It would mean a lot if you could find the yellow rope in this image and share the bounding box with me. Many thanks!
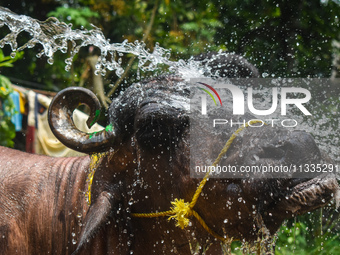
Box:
[86,152,109,205]
[130,210,173,218]
[132,120,264,241]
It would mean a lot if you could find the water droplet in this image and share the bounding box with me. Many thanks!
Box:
[47,57,54,65]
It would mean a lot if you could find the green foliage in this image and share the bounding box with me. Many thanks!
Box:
[0,75,16,147]
[150,1,223,58]
[0,48,23,147]
[214,0,340,77]
[0,50,24,68]
[48,6,99,29]
[226,209,340,254]
[275,210,340,254]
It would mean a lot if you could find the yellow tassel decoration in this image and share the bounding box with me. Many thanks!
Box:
[168,198,192,229]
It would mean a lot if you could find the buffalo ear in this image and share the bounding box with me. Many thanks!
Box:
[72,190,129,255]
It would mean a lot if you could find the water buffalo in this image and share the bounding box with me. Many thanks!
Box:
[0,75,339,254]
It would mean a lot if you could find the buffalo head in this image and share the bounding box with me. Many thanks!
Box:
[48,74,339,254]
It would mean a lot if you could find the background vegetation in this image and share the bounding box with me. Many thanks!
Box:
[0,0,339,254]
[0,49,23,147]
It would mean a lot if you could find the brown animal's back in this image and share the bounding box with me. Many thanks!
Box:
[0,146,90,254]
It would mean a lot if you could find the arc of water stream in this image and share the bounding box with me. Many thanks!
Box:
[0,7,176,77]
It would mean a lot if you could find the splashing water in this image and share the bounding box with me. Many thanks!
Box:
[0,7,177,77]
[0,7,211,81]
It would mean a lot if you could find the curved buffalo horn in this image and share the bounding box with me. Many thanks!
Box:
[48,87,115,153]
